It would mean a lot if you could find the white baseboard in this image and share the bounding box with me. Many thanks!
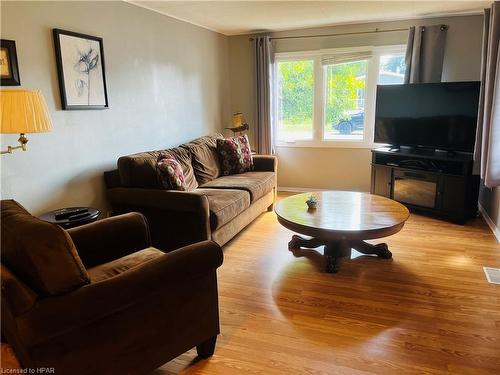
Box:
[478,203,500,243]
[278,186,370,193]
[277,186,324,193]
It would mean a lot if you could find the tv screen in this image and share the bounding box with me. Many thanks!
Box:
[374,82,480,152]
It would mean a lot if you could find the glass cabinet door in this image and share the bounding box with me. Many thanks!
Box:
[393,171,438,209]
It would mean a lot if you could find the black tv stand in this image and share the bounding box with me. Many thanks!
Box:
[371,147,479,224]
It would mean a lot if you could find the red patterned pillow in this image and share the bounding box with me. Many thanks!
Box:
[216,135,254,175]
[156,155,187,191]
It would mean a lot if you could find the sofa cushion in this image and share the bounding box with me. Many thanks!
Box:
[118,147,198,190]
[192,188,251,230]
[0,200,90,296]
[216,135,254,176]
[181,134,223,184]
[88,247,164,283]
[200,172,275,202]
[157,155,188,191]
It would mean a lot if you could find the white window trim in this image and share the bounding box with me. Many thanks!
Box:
[273,44,406,149]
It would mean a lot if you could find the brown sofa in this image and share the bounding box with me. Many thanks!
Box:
[1,200,223,374]
[104,134,277,252]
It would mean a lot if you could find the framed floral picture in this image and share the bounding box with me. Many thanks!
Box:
[0,39,21,86]
[53,29,109,110]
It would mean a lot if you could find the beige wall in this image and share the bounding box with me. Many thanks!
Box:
[1,1,231,215]
[228,15,484,191]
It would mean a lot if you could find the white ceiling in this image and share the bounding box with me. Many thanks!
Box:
[129,1,489,36]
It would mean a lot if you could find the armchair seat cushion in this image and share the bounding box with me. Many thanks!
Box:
[88,247,164,283]
[200,172,275,202]
[193,189,250,230]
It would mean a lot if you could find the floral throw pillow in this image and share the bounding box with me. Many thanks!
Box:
[216,135,254,176]
[156,155,187,191]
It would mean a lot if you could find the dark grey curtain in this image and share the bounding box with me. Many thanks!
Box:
[404,25,448,83]
[474,4,500,188]
[254,36,273,155]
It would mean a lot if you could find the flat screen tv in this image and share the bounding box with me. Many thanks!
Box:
[374,81,480,153]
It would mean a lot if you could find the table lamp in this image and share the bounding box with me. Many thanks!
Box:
[225,112,249,135]
[0,89,52,155]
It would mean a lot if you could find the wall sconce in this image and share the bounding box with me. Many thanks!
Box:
[1,89,52,155]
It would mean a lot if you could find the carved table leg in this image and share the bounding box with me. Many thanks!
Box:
[288,234,326,250]
[323,241,350,273]
[351,241,392,259]
[287,235,351,273]
[287,236,392,273]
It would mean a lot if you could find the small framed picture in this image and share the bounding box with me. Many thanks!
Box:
[0,39,21,86]
[53,29,109,110]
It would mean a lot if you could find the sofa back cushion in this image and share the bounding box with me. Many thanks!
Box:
[0,200,90,296]
[181,134,223,184]
[118,147,198,190]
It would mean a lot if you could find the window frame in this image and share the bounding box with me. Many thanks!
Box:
[273,44,407,149]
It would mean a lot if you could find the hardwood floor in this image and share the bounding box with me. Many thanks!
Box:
[155,193,500,375]
[2,193,500,374]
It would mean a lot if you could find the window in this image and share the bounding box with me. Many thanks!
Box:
[324,59,368,141]
[276,59,314,142]
[273,46,406,147]
[379,54,406,84]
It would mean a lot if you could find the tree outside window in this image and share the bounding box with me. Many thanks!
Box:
[276,60,314,141]
[324,60,367,140]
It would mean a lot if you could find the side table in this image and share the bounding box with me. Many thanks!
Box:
[39,207,100,229]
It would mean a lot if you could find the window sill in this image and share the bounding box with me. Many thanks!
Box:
[275,141,379,149]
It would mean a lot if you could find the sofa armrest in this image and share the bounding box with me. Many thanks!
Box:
[253,155,277,172]
[104,169,121,189]
[18,240,223,346]
[106,188,211,251]
[107,188,210,214]
[67,212,152,268]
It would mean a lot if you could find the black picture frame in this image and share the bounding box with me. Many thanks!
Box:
[53,28,109,110]
[0,39,21,86]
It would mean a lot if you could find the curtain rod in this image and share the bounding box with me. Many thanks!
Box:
[248,26,446,41]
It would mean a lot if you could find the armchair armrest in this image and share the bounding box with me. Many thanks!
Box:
[106,188,211,251]
[18,240,223,346]
[68,212,151,268]
[253,155,277,172]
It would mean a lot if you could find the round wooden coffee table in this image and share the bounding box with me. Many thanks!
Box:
[275,191,410,273]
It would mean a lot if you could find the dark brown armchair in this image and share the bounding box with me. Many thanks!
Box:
[1,200,223,374]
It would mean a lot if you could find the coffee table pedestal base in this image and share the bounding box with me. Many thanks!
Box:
[288,234,392,273]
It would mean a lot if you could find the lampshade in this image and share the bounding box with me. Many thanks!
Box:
[0,89,52,134]
[232,112,243,127]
